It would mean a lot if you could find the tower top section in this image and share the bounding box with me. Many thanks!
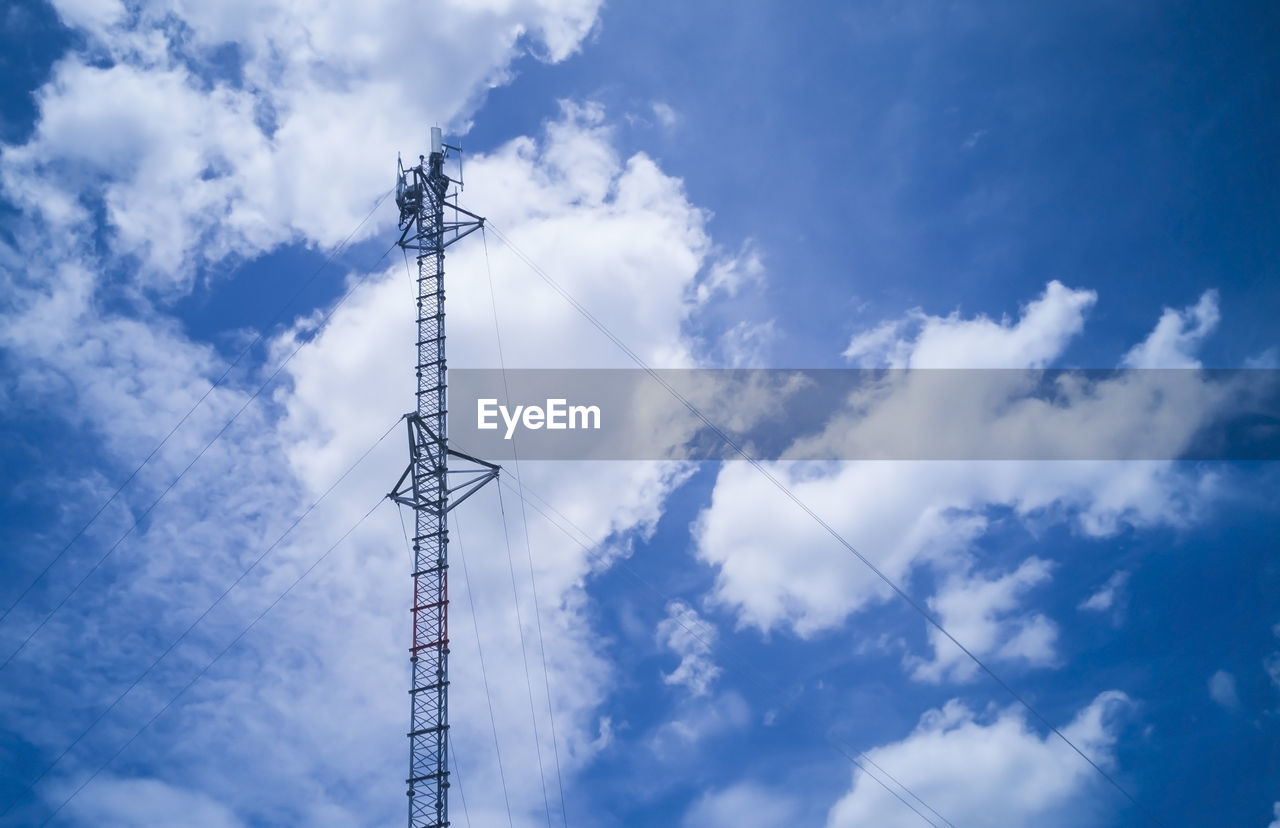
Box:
[393,128,484,249]
[395,127,453,231]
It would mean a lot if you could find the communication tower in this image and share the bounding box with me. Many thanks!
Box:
[389,127,498,828]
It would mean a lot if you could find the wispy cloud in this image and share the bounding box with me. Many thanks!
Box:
[657,600,720,697]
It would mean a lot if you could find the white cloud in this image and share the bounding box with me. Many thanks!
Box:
[842,280,1096,368]
[717,319,777,367]
[0,90,751,823]
[1244,348,1278,369]
[2,0,606,290]
[1268,801,1280,828]
[651,101,679,129]
[231,108,738,823]
[683,782,801,828]
[58,776,244,828]
[0,28,643,826]
[657,600,720,697]
[695,456,1217,640]
[696,282,1230,668]
[1208,670,1240,711]
[694,240,765,305]
[826,691,1131,828]
[910,558,1058,683]
[1121,290,1220,369]
[50,0,127,34]
[649,690,750,753]
[1079,570,1130,614]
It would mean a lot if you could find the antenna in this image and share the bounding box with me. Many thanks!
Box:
[389,128,496,828]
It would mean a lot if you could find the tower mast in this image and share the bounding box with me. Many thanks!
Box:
[390,127,496,828]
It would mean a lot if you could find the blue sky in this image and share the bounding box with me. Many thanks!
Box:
[1,1,1278,826]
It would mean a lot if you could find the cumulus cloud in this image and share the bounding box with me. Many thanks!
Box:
[2,0,605,290]
[695,456,1216,641]
[0,2,763,816]
[826,691,1131,828]
[1121,291,1220,369]
[204,110,735,824]
[695,281,1229,672]
[910,558,1059,683]
[842,280,1096,368]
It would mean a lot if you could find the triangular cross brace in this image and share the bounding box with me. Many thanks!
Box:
[388,414,500,513]
[397,201,484,252]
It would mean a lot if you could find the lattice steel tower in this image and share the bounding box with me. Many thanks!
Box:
[390,127,497,828]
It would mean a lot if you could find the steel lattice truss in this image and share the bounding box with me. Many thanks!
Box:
[390,132,493,828]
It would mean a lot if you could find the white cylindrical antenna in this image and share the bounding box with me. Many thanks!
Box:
[430,126,443,155]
